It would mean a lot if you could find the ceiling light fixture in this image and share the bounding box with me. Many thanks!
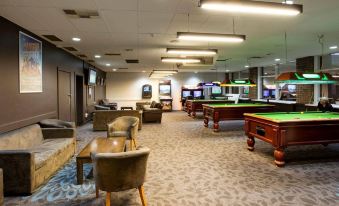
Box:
[94,55,101,58]
[245,65,250,68]
[72,37,81,42]
[177,32,245,43]
[153,70,178,74]
[275,58,281,62]
[282,1,294,5]
[106,63,111,66]
[161,57,201,63]
[329,45,338,50]
[199,0,303,16]
[167,48,217,55]
[112,68,117,71]
[276,72,338,84]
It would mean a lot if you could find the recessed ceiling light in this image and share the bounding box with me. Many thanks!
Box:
[282,1,294,5]
[199,0,303,16]
[167,48,217,55]
[225,70,230,72]
[264,72,268,75]
[161,57,201,63]
[245,65,250,68]
[106,63,111,66]
[177,32,245,43]
[72,37,81,42]
[194,71,198,74]
[94,55,101,58]
[112,68,117,71]
[275,58,281,62]
[329,45,338,50]
[142,70,146,73]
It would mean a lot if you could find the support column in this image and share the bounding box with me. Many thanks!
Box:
[249,67,259,99]
[275,65,280,100]
[314,56,321,104]
[296,56,315,104]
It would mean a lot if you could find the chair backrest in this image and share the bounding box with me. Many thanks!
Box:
[107,116,139,139]
[91,146,150,192]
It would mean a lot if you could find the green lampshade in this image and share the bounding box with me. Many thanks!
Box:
[220,79,256,87]
[276,72,338,84]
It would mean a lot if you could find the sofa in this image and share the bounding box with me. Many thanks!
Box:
[99,99,117,110]
[0,124,76,195]
[136,101,163,123]
[93,110,142,131]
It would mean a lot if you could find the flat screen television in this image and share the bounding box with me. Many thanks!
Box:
[193,90,202,98]
[212,86,222,94]
[263,90,269,97]
[271,90,276,97]
[88,69,97,85]
[182,91,191,98]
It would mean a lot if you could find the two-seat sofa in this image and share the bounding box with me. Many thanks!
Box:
[0,124,76,195]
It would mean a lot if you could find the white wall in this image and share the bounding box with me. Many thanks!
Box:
[106,72,225,110]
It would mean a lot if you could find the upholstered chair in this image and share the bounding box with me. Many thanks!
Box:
[107,116,139,150]
[91,146,150,206]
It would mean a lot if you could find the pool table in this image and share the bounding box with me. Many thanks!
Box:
[186,99,233,117]
[244,112,339,167]
[203,103,275,132]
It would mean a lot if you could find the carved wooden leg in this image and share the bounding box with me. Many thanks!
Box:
[247,136,255,151]
[213,111,220,132]
[133,138,137,149]
[138,186,147,206]
[188,109,191,116]
[274,148,285,167]
[106,192,111,206]
[95,185,99,198]
[76,159,83,185]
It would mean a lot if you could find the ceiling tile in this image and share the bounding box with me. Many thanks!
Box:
[139,12,173,34]
[101,10,137,33]
[95,0,138,11]
[69,18,109,32]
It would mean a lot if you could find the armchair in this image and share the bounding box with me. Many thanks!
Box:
[99,99,117,110]
[107,116,139,150]
[91,146,150,206]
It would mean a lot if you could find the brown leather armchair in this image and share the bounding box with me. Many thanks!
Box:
[137,101,163,123]
[107,116,139,150]
[91,146,150,206]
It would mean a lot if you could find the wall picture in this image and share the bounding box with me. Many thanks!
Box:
[19,31,42,93]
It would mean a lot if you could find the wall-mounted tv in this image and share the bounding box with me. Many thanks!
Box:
[193,90,202,98]
[88,69,97,85]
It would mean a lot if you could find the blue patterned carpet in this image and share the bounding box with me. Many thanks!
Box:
[4,112,339,206]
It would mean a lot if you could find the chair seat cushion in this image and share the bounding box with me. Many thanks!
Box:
[32,138,74,169]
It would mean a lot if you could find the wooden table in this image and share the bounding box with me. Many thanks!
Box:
[203,103,275,132]
[244,112,339,167]
[186,99,233,118]
[76,137,126,184]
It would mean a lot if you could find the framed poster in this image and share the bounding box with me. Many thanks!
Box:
[19,32,42,93]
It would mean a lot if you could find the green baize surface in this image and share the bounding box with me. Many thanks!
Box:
[252,112,339,121]
[206,103,272,107]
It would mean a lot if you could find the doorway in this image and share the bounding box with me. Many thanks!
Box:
[75,75,84,125]
[58,70,72,121]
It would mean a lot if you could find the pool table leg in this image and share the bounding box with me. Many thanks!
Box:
[188,109,191,116]
[204,117,209,127]
[192,105,196,118]
[213,111,220,132]
[247,136,255,151]
[274,148,285,167]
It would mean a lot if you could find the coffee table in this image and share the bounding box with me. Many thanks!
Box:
[76,137,126,184]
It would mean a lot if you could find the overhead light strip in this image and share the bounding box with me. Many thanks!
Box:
[199,0,303,16]
[161,57,201,63]
[167,48,217,55]
[177,32,245,43]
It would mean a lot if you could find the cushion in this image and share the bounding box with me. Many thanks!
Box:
[154,103,163,109]
[150,101,157,108]
[95,105,111,110]
[32,138,74,169]
[142,105,151,110]
[40,119,73,128]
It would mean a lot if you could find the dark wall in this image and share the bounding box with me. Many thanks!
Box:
[0,16,106,134]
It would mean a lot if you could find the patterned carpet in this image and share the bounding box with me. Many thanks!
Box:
[5,112,339,206]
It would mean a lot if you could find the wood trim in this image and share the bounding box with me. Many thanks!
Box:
[0,111,57,134]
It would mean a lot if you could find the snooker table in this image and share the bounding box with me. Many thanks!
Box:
[186,99,233,118]
[203,103,275,132]
[244,112,339,167]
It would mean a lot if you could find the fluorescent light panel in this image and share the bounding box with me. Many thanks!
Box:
[161,57,201,63]
[177,32,245,43]
[167,48,217,55]
[153,70,178,74]
[199,0,303,16]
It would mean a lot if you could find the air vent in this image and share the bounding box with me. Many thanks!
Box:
[118,68,128,70]
[250,56,263,59]
[125,59,139,64]
[105,53,121,56]
[125,49,133,52]
[210,68,217,70]
[88,60,95,63]
[78,54,87,58]
[63,9,99,19]
[63,47,78,52]
[42,35,62,42]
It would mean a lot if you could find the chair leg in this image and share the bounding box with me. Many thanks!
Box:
[138,186,147,206]
[95,185,99,198]
[106,192,111,206]
[133,138,137,149]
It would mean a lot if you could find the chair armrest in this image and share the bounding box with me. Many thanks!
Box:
[0,150,34,194]
[42,128,76,139]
